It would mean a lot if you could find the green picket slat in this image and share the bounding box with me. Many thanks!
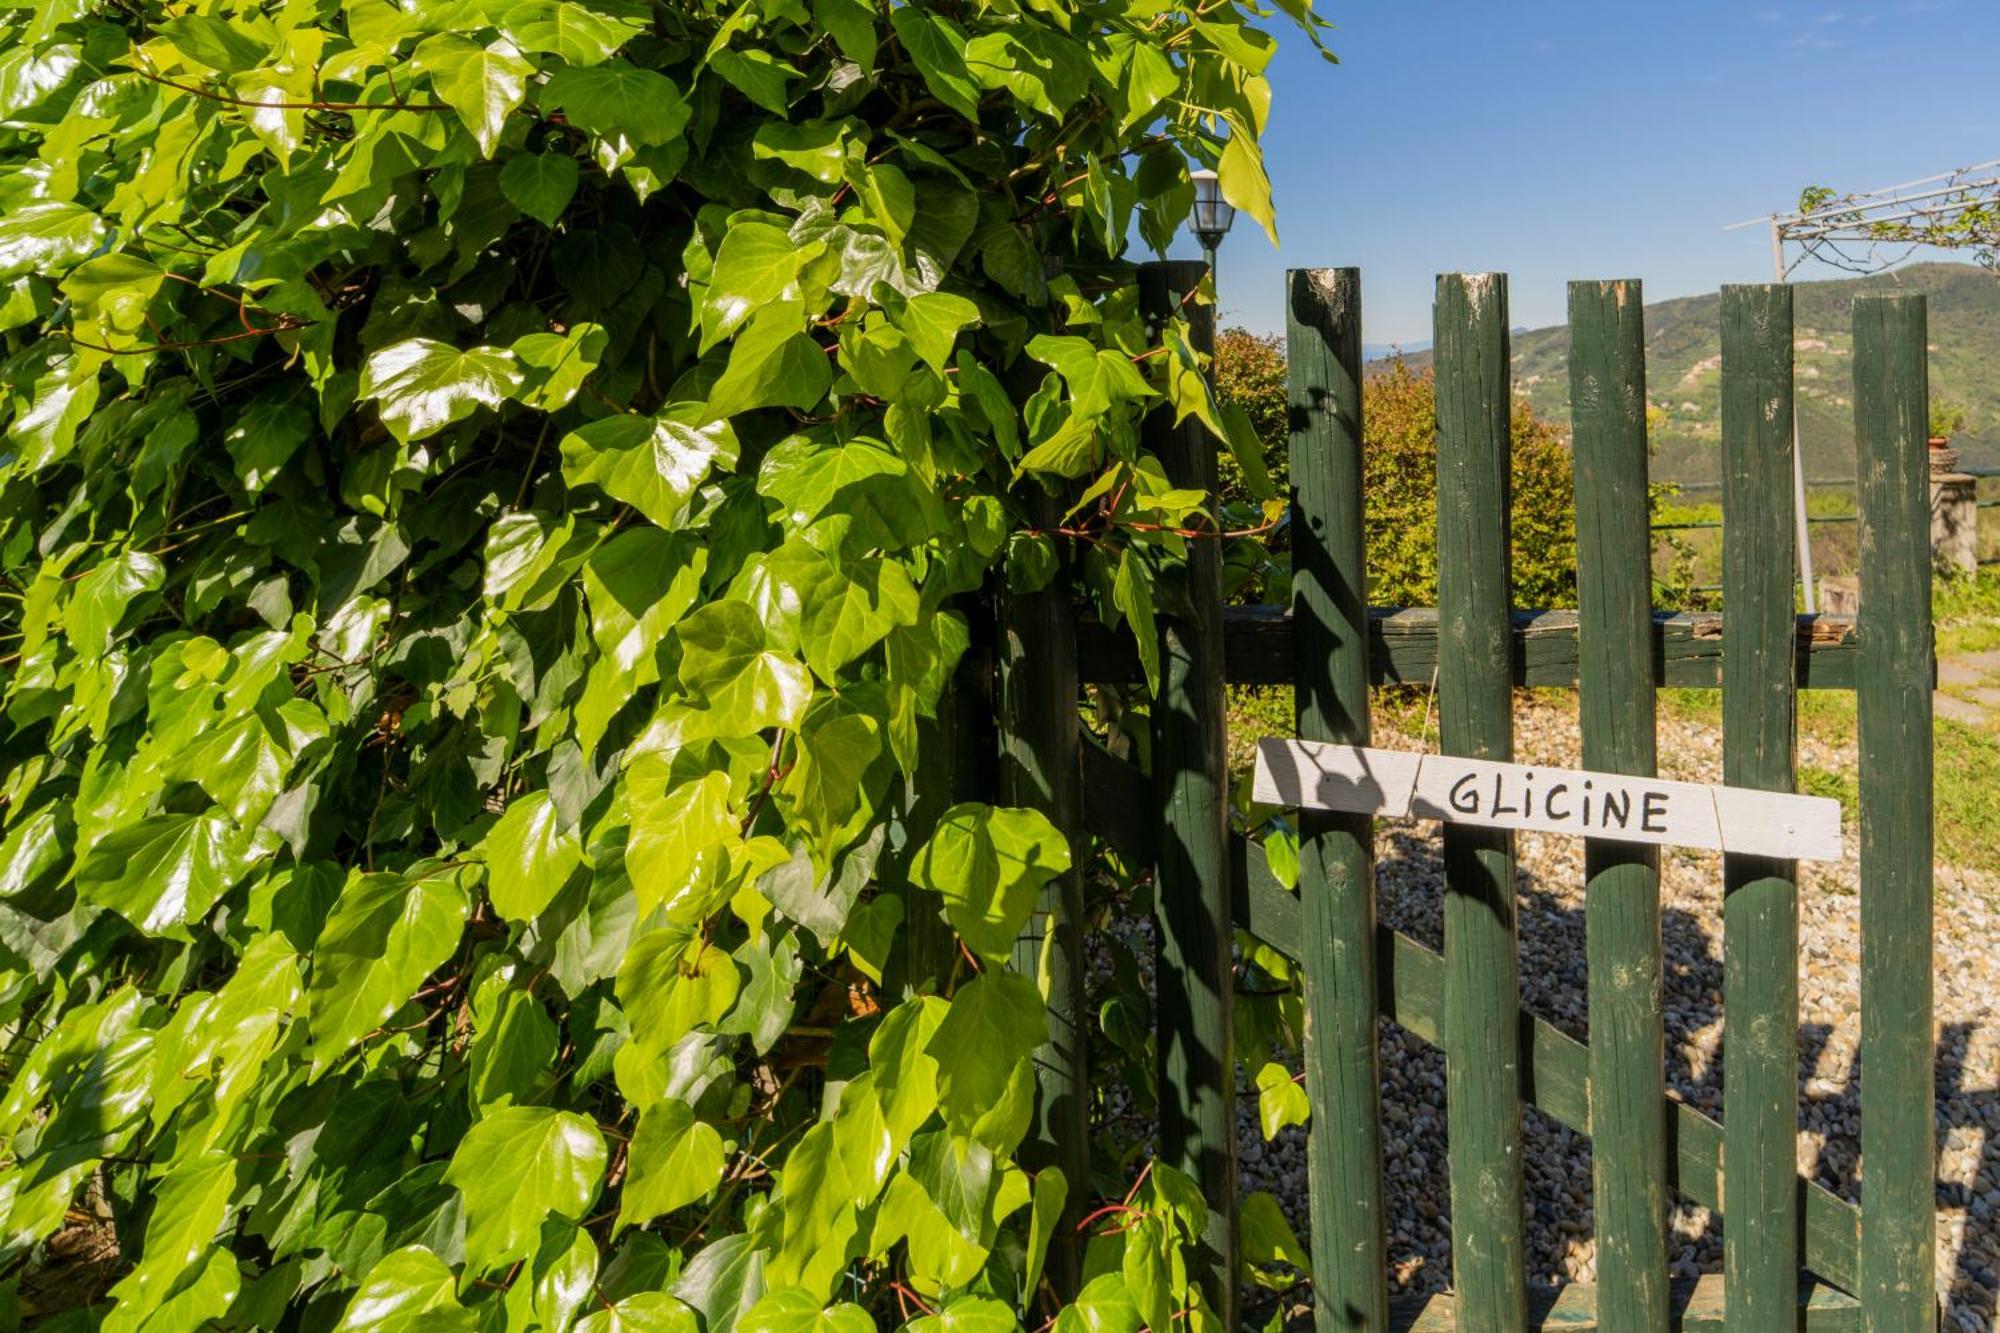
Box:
[1720,284,1804,1333]
[1139,259,1239,1327]
[1569,279,1671,1332]
[1435,272,1529,1333]
[1853,293,1938,1333]
[1286,266,1391,1332]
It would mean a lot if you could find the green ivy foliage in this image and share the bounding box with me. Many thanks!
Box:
[0,0,1328,1326]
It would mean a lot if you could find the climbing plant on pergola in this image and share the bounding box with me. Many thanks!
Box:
[1732,159,2000,275]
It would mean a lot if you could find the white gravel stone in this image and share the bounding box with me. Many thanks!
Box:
[1096,692,1994,1325]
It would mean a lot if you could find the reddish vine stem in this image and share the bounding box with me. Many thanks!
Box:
[135,66,449,112]
[55,319,314,355]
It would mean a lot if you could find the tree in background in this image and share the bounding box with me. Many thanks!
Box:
[1211,340,1579,608]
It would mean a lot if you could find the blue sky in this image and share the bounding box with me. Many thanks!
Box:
[1173,1,2000,345]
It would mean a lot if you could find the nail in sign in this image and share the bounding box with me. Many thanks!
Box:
[1252,739,1841,862]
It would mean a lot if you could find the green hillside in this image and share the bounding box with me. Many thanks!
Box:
[1382,262,2000,484]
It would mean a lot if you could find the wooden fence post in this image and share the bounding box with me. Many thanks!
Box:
[1286,267,1390,1332]
[1434,272,1528,1333]
[1001,489,1089,1301]
[1853,292,1937,1333]
[1720,284,1801,1332]
[1139,259,1237,1328]
[1569,279,1670,1332]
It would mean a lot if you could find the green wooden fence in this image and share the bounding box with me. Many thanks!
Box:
[1005,263,1938,1329]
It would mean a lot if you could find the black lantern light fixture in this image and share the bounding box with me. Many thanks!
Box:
[1189,167,1236,274]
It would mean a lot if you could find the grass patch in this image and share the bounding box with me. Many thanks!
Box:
[1935,718,2000,878]
[1799,763,1859,821]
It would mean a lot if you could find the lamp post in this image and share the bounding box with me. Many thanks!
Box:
[1190,168,1236,281]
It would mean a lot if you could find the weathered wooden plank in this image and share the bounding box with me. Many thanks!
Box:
[999,483,1088,1301]
[1072,606,1860,689]
[1387,1275,1861,1332]
[1852,293,1937,1333]
[1285,266,1390,1332]
[1251,741,1842,861]
[1139,259,1237,1327]
[1570,277,1671,1333]
[1075,735,1864,1295]
[1720,283,1802,1333]
[1435,271,1527,1332]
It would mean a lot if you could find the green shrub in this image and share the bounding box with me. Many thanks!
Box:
[1211,338,1579,609]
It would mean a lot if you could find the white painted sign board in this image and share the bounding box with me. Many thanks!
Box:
[1252,739,1842,862]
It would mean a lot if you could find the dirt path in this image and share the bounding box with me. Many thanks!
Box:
[1938,649,2000,727]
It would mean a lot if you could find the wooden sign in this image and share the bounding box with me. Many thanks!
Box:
[1252,739,1842,862]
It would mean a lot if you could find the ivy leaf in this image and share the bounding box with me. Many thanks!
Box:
[888,9,980,119]
[514,321,607,411]
[675,601,813,732]
[755,437,931,548]
[1051,1274,1140,1333]
[562,408,739,528]
[708,48,800,116]
[445,1106,607,1274]
[0,201,104,280]
[742,1287,874,1333]
[542,60,691,148]
[619,1097,726,1230]
[1240,1189,1313,1281]
[1023,1168,1067,1302]
[1254,1062,1309,1139]
[470,985,559,1111]
[500,150,582,225]
[810,0,877,66]
[582,528,707,679]
[1111,547,1160,694]
[62,550,163,656]
[494,0,647,65]
[910,804,1070,964]
[616,928,741,1057]
[100,1152,238,1324]
[1122,1213,1173,1333]
[421,35,534,157]
[1217,130,1279,246]
[703,303,832,421]
[672,1235,766,1333]
[926,972,1046,1133]
[754,541,920,680]
[359,339,525,444]
[338,1246,478,1332]
[751,119,853,185]
[625,763,736,921]
[908,1297,1023,1333]
[701,222,822,349]
[484,791,584,923]
[76,812,246,937]
[575,1292,701,1333]
[307,869,472,1071]
[886,290,980,373]
[506,1221,600,1331]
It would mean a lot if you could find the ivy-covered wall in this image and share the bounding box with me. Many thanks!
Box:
[0,0,1325,1327]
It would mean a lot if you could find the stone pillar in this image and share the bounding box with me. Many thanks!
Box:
[1931,473,1978,575]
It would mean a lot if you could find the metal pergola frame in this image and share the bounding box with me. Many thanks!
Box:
[1724,159,2000,610]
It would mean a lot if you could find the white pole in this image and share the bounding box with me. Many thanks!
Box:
[1771,219,1819,613]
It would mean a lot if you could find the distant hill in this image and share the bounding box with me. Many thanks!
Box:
[1370,262,2000,485]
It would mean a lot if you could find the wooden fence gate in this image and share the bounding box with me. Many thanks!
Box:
[997,261,1938,1331]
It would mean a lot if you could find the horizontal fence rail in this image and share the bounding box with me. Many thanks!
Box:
[1075,607,1864,689]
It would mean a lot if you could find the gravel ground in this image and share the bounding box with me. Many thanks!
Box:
[1103,692,2000,1328]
